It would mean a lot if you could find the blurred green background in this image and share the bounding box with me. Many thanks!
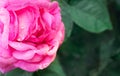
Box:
[2,0,120,76]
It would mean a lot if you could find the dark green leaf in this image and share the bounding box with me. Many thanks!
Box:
[61,7,73,40]
[5,69,33,76]
[59,0,112,33]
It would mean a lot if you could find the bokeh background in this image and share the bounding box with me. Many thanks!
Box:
[2,0,120,76]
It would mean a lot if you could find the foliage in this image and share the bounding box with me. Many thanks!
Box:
[2,0,120,76]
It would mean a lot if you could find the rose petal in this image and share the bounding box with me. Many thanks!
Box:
[0,46,11,58]
[14,61,39,72]
[59,22,65,44]
[0,0,7,7]
[6,0,33,10]
[6,0,50,10]
[13,50,35,60]
[49,1,60,14]
[47,41,59,55]
[0,8,10,48]
[43,12,54,27]
[0,21,4,34]
[39,54,56,69]
[9,41,36,51]
[16,8,34,41]
[0,56,16,73]
[34,44,49,55]
[0,57,16,64]
[0,64,15,73]
[27,54,43,62]
[54,22,65,44]
[14,54,56,71]
[9,11,18,40]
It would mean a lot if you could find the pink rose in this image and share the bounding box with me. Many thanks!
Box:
[0,0,64,73]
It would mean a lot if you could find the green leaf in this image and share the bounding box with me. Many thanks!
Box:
[59,0,112,33]
[61,6,73,40]
[36,58,66,76]
[5,69,33,76]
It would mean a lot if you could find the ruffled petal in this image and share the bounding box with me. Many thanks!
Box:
[16,7,37,41]
[0,64,15,73]
[14,61,39,72]
[47,41,59,55]
[14,54,56,71]
[0,46,11,58]
[0,8,10,48]
[9,11,18,40]
[0,57,16,73]
[43,12,54,27]
[39,54,56,69]
[6,0,50,10]
[13,50,35,60]
[9,41,36,51]
[34,44,49,55]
